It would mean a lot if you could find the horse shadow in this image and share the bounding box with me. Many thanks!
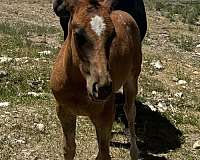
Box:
[111,93,183,160]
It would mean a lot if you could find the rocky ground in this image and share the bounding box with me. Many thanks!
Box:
[0,0,200,160]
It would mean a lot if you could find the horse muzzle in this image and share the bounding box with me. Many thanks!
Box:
[90,81,112,101]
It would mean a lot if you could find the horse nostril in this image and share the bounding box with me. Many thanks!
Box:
[92,82,99,98]
[92,82,112,100]
[98,82,112,98]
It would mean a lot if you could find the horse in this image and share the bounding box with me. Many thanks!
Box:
[50,0,142,159]
[53,0,147,41]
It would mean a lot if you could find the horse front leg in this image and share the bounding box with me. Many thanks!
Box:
[90,96,115,160]
[56,105,76,160]
[123,77,139,160]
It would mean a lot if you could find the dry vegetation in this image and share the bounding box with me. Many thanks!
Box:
[0,0,199,159]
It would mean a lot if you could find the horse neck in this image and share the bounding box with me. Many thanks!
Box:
[64,29,86,88]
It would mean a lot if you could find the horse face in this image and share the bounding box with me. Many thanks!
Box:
[71,0,116,101]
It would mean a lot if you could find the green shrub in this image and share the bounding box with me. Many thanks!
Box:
[145,0,200,25]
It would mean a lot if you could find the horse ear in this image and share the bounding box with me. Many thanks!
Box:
[103,0,118,9]
[64,0,79,11]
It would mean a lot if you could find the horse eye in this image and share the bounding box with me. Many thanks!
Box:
[74,28,87,46]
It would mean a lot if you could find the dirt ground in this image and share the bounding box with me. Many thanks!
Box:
[0,0,200,160]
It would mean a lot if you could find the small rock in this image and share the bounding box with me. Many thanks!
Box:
[175,92,183,98]
[0,102,10,107]
[1,115,6,118]
[144,102,157,112]
[152,91,157,95]
[27,92,48,97]
[168,97,174,101]
[22,60,29,64]
[38,50,52,56]
[196,21,200,26]
[149,70,154,74]
[193,71,199,75]
[0,70,7,78]
[36,123,45,131]
[193,140,200,149]
[157,102,167,112]
[185,64,191,68]
[151,60,164,69]
[15,57,28,62]
[28,92,40,97]
[177,80,187,85]
[16,139,26,144]
[172,76,179,82]
[194,52,200,56]
[196,44,200,48]
[0,56,12,63]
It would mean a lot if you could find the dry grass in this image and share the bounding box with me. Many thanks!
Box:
[0,0,200,159]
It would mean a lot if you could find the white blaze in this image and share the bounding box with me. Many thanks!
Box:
[90,15,106,36]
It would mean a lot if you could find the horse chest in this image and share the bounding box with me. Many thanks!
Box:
[54,87,106,116]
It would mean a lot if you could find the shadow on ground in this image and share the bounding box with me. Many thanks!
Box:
[111,93,183,160]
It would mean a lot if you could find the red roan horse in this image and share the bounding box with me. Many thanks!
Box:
[50,0,142,159]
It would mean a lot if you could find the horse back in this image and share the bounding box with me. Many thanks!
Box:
[110,10,142,91]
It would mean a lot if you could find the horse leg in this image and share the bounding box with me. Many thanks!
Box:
[90,96,115,160]
[56,105,76,160]
[123,77,139,160]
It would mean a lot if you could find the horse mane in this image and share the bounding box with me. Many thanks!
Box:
[89,0,119,10]
[89,0,100,7]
